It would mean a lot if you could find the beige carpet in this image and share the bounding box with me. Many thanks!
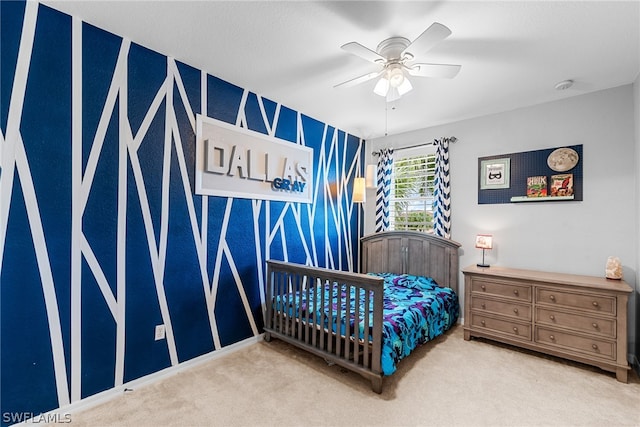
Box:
[58,325,639,427]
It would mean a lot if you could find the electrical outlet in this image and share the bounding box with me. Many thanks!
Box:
[155,324,165,341]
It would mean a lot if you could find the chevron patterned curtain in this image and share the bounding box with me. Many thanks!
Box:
[433,138,452,238]
[375,148,394,232]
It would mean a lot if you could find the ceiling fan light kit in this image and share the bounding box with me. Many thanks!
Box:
[336,22,462,102]
[388,64,405,87]
[373,63,414,101]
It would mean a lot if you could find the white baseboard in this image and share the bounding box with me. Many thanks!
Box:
[17,334,265,425]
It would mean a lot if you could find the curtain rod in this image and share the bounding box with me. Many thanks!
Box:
[371,136,457,156]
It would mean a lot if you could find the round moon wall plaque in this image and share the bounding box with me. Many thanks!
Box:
[547,147,579,172]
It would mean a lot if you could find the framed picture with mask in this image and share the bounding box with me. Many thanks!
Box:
[480,158,510,189]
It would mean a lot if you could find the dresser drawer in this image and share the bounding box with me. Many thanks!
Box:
[470,313,531,341]
[536,308,616,338]
[535,327,615,361]
[472,296,532,321]
[536,288,615,315]
[471,279,531,302]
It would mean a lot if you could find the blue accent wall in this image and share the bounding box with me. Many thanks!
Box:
[0,2,364,423]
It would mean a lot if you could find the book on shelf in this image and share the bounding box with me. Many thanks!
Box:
[550,173,573,197]
[527,176,547,197]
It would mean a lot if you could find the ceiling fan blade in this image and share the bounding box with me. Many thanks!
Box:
[341,42,386,64]
[334,70,383,89]
[402,22,452,58]
[407,63,461,79]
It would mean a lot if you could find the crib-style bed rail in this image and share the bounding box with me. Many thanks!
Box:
[264,260,385,392]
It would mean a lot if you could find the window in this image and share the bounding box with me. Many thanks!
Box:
[389,151,436,232]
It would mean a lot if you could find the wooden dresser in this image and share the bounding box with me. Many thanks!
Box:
[462,265,633,382]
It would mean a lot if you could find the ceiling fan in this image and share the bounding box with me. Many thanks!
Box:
[335,22,461,102]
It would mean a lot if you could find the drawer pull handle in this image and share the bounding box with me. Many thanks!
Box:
[481,320,486,326]
[592,301,599,307]
[513,289,519,296]
[513,308,519,314]
[549,315,555,321]
[481,285,486,291]
[592,323,598,329]
[549,335,555,340]
[592,344,598,350]
[481,303,486,309]
[549,295,556,301]
[513,327,518,333]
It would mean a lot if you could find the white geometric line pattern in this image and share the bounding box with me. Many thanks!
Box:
[71,14,83,404]
[0,3,363,418]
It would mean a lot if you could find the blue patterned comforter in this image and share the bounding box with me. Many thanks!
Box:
[274,273,459,376]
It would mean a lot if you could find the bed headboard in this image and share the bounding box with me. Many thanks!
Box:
[360,231,461,293]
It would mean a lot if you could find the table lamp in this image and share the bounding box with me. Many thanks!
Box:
[475,234,493,267]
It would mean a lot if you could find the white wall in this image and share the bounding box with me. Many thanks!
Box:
[366,85,638,364]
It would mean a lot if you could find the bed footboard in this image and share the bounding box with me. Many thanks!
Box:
[264,260,385,393]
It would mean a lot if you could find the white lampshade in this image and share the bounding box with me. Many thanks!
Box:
[373,77,389,97]
[365,164,377,189]
[397,77,413,95]
[353,177,366,203]
[475,234,493,250]
[386,86,401,102]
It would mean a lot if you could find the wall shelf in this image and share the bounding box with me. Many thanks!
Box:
[510,195,575,203]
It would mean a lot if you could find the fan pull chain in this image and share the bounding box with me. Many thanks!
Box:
[385,102,388,136]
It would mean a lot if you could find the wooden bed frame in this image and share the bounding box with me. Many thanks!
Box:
[263,231,461,393]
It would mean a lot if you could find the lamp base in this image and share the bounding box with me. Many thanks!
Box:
[477,248,490,268]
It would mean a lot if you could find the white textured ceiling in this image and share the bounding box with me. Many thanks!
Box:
[43,1,640,140]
